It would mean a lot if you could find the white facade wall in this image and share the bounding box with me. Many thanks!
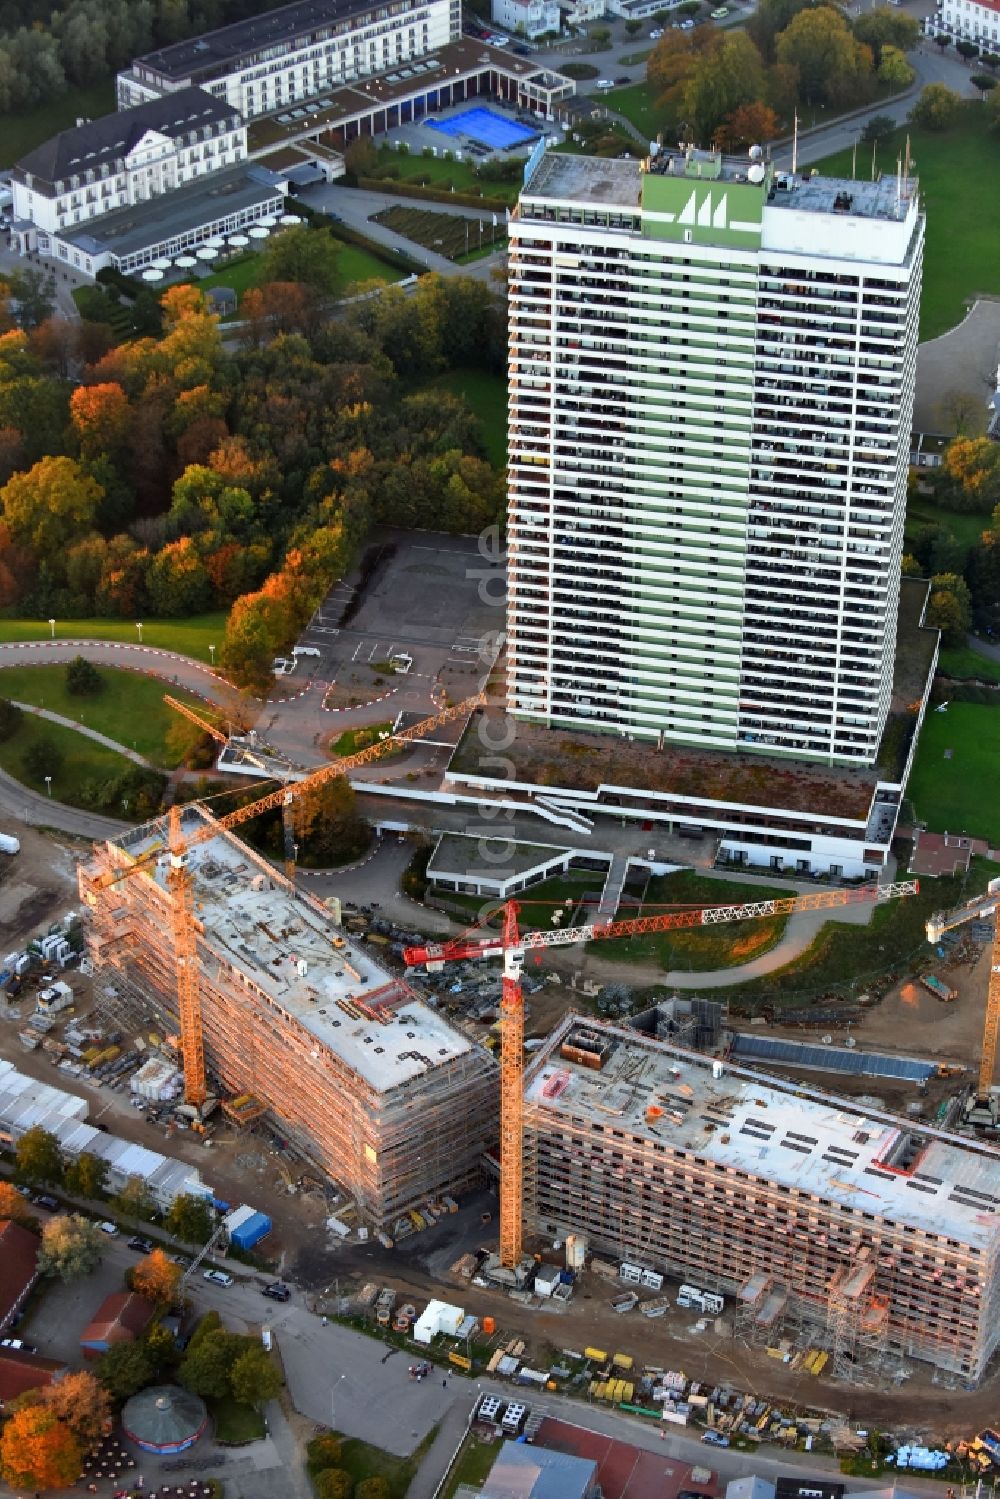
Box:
[938,0,1000,43]
[119,0,459,118]
[506,157,922,767]
[491,0,561,36]
[12,122,247,239]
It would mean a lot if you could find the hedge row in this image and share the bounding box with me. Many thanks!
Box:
[356,175,511,212]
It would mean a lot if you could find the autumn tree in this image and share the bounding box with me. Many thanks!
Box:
[315,1470,353,1499]
[37,1370,112,1450]
[0,454,103,558]
[748,0,815,57]
[878,44,914,88]
[714,100,781,150]
[15,1124,63,1185]
[144,536,212,616]
[96,1339,154,1400]
[941,436,1000,510]
[853,4,919,63]
[683,29,765,141]
[229,1346,283,1407]
[0,1178,39,1229]
[111,1173,156,1226]
[356,1480,392,1499]
[220,588,294,693]
[776,6,873,105]
[63,1150,109,1199]
[130,1247,183,1305]
[909,82,960,129]
[290,772,370,868]
[38,1213,103,1281]
[69,381,131,458]
[0,1403,80,1491]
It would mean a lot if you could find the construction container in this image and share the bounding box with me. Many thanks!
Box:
[225,1204,272,1251]
[565,1233,587,1271]
[131,1058,183,1102]
[584,1346,607,1363]
[482,1316,496,1335]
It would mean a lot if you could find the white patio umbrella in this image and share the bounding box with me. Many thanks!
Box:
[258,215,278,227]
[196,245,220,260]
[175,254,198,268]
[248,225,270,240]
[141,267,164,282]
[227,233,250,247]
[279,213,302,226]
[152,257,172,270]
[204,235,225,248]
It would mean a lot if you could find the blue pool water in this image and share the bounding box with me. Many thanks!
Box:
[428,106,537,150]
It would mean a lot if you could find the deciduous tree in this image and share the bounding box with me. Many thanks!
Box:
[877,44,914,88]
[714,99,780,150]
[165,1192,214,1243]
[314,1471,353,1499]
[96,1339,154,1400]
[775,6,872,104]
[927,572,973,645]
[683,29,765,140]
[0,1178,38,1227]
[37,1369,112,1449]
[0,1403,80,1491]
[229,1346,282,1407]
[852,5,919,63]
[15,1124,63,1184]
[909,81,960,128]
[179,1329,250,1399]
[63,1150,109,1198]
[0,454,103,558]
[38,1212,103,1281]
[260,225,342,296]
[69,381,131,457]
[131,1248,183,1305]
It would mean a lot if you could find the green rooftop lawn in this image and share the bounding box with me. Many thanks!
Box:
[0,664,206,766]
[0,614,228,663]
[815,106,1000,340]
[907,701,1000,844]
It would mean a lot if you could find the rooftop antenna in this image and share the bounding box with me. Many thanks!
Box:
[851,137,857,181]
[896,153,902,213]
[791,110,798,176]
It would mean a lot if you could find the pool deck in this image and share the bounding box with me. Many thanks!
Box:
[425,104,539,150]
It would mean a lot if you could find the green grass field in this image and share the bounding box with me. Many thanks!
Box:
[906,499,989,555]
[602,80,661,139]
[0,715,138,813]
[0,82,116,168]
[425,369,507,468]
[442,1434,499,1499]
[592,869,790,972]
[0,665,206,765]
[937,646,1000,683]
[208,1394,265,1444]
[0,614,228,663]
[330,720,393,756]
[816,107,1000,340]
[191,241,402,306]
[907,702,1000,843]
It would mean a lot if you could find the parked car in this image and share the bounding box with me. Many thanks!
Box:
[1,1337,37,1353]
[128,1236,154,1254]
[702,1431,730,1447]
[32,1194,59,1210]
[596,77,615,88]
[615,73,630,84]
[203,1269,234,1287]
[97,1221,119,1236]
[171,1254,191,1268]
[649,26,663,36]
[262,1282,291,1302]
[711,6,730,16]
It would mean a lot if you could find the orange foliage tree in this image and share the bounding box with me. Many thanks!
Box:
[131,1247,183,1305]
[0,1404,80,1491]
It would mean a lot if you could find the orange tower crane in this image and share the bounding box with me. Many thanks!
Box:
[89,693,485,1108]
[926,877,1000,1109]
[403,879,921,1269]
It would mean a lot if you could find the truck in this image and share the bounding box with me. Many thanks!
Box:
[677,1284,725,1315]
[920,972,958,1003]
[0,833,20,856]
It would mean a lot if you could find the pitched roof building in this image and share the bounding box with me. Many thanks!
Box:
[0,1219,40,1331]
[0,1348,67,1403]
[80,1291,156,1358]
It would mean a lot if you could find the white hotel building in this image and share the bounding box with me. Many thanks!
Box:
[505,145,924,769]
[937,0,1000,46]
[117,0,460,118]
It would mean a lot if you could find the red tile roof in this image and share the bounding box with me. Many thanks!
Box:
[0,1219,40,1329]
[80,1291,155,1352]
[0,1349,66,1403]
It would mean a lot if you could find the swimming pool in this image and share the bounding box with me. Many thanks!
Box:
[427,105,538,150]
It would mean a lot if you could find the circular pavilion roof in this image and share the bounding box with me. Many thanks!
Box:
[122,1385,208,1453]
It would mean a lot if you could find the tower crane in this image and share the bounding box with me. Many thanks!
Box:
[403,879,921,1271]
[85,692,486,1109]
[926,877,1000,1120]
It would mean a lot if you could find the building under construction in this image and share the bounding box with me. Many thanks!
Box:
[79,807,497,1228]
[523,1015,1000,1384]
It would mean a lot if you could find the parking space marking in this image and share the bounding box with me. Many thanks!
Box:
[366,641,380,662]
[351,641,364,662]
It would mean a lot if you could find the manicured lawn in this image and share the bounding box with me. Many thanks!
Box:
[0,715,140,814]
[907,702,1000,844]
[601,80,661,140]
[0,665,206,766]
[815,106,1000,340]
[189,242,402,307]
[425,369,507,468]
[906,499,989,554]
[190,253,263,300]
[592,869,790,972]
[373,145,522,203]
[208,1394,265,1444]
[438,870,599,930]
[937,646,1000,684]
[0,614,228,663]
[442,1432,501,1499]
[330,720,393,756]
[0,82,115,168]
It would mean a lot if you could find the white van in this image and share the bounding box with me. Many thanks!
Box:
[292,645,321,658]
[272,657,295,675]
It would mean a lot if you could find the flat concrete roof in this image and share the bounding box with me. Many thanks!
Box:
[429,833,574,879]
[63,164,283,258]
[526,1018,1000,1250]
[525,150,642,208]
[135,0,383,83]
[117,809,475,1094]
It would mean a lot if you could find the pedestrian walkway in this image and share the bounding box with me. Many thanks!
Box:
[12,700,154,767]
[404,1395,474,1499]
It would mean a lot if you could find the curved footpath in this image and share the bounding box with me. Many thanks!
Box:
[12,700,153,766]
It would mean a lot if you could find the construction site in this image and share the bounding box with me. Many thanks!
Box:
[79,804,498,1230]
[519,1013,1000,1385]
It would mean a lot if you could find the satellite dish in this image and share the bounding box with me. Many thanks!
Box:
[749,143,763,161]
[747,163,766,184]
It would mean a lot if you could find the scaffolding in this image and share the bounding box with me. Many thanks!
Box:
[80,812,499,1228]
[825,1257,891,1382]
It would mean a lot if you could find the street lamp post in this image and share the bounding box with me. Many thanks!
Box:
[48,618,55,639]
[136,621,143,644]
[44,776,52,798]
[209,644,216,666]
